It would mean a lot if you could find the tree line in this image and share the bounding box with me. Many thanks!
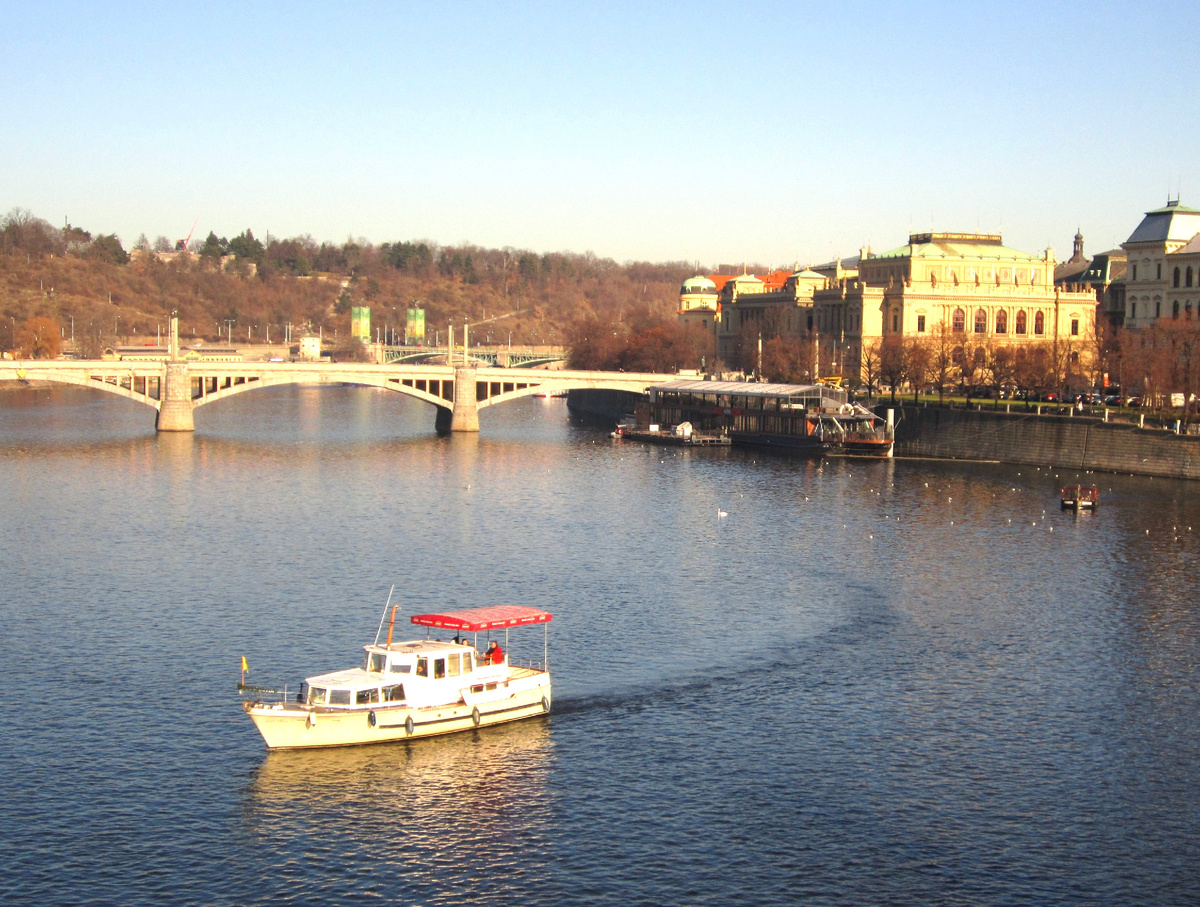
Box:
[1,207,697,362]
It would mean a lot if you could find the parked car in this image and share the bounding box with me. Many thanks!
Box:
[1104,395,1122,406]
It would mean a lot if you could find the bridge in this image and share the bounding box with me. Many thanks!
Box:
[0,357,667,433]
[382,345,565,368]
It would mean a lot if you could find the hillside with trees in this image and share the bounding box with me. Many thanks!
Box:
[1,207,709,367]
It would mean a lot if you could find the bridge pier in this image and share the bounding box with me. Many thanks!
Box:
[156,362,195,432]
[449,365,479,432]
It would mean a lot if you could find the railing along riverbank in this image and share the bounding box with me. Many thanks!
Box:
[880,402,1200,480]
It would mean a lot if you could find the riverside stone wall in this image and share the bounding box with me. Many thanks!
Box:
[566,389,644,422]
[887,405,1200,480]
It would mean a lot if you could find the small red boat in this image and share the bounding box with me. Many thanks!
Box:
[1061,484,1099,510]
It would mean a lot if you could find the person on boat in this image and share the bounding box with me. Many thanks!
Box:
[485,641,504,664]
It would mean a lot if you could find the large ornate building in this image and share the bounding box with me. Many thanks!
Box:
[679,230,1102,384]
[811,231,1098,381]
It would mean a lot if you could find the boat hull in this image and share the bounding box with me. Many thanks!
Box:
[730,432,829,454]
[245,672,551,750]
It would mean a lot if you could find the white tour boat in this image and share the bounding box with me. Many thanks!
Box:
[241,604,553,750]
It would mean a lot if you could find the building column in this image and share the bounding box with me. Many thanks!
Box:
[156,362,195,432]
[449,365,479,432]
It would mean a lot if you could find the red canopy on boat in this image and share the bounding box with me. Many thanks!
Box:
[409,605,553,632]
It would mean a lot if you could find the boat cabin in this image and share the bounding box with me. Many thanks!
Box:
[302,638,507,710]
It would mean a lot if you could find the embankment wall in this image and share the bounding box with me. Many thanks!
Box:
[566,389,643,422]
[888,405,1200,479]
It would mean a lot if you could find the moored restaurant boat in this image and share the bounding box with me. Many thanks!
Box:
[240,604,553,749]
[628,380,893,456]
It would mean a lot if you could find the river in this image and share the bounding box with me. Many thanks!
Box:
[2,384,1198,905]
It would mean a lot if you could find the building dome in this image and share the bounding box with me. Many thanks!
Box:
[680,275,718,294]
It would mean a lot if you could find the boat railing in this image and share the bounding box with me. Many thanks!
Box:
[509,656,549,672]
[238,682,300,704]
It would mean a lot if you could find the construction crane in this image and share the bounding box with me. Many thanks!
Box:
[175,216,199,252]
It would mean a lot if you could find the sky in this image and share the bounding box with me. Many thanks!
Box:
[4,1,1199,268]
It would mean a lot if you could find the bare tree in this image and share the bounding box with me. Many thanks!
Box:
[17,316,63,359]
[860,337,883,398]
[904,336,932,403]
[928,322,956,404]
[879,335,905,402]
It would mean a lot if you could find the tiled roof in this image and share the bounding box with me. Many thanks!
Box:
[1173,233,1200,255]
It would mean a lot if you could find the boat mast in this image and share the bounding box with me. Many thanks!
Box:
[373,585,396,645]
[385,604,399,648]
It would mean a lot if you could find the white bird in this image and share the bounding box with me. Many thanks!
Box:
[717,509,728,518]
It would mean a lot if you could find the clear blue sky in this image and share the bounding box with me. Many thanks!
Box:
[4,1,1198,267]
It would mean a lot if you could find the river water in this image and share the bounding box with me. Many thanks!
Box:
[2,385,1199,905]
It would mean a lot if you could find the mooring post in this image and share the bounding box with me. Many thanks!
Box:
[449,365,480,432]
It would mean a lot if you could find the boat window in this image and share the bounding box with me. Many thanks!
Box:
[329,689,351,706]
[448,653,461,677]
[383,684,405,703]
[389,662,411,674]
[368,652,386,673]
[463,652,473,674]
[356,688,379,705]
[307,687,327,705]
[434,658,446,680]
[416,657,428,678]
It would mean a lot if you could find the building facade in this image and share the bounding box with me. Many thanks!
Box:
[811,231,1098,384]
[1122,200,1200,329]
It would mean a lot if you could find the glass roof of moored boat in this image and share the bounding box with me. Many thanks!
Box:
[649,379,841,400]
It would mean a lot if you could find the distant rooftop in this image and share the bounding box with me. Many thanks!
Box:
[870,232,1045,263]
[1125,199,1200,245]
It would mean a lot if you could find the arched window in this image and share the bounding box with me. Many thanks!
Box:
[1174,267,1181,288]
[974,308,987,333]
[1016,310,1027,335]
[952,308,965,332]
[1188,266,1194,288]
[1173,300,1180,319]
[1034,311,1045,335]
[996,310,1008,334]
[1187,301,1194,320]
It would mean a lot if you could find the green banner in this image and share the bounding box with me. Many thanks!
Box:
[351,306,371,342]
[406,308,425,345]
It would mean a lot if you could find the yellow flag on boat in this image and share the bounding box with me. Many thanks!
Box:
[241,656,249,674]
